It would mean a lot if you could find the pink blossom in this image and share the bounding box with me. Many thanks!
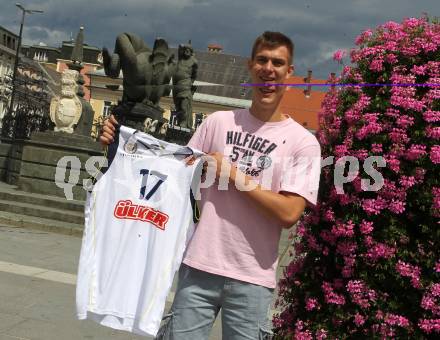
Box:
[427,126,440,140]
[305,297,320,311]
[322,282,346,305]
[360,220,374,234]
[362,197,387,215]
[426,61,440,76]
[403,17,425,29]
[369,58,384,72]
[421,285,440,316]
[383,20,402,31]
[354,29,374,45]
[423,110,440,123]
[389,199,406,214]
[323,208,335,222]
[389,128,410,144]
[430,145,440,164]
[390,95,425,111]
[371,143,383,153]
[333,49,346,62]
[332,220,355,238]
[412,64,428,75]
[354,149,369,160]
[396,260,422,288]
[418,319,440,334]
[376,310,385,320]
[347,280,377,309]
[385,53,398,64]
[365,242,396,262]
[433,284,440,297]
[384,313,410,327]
[421,294,437,312]
[399,175,416,189]
[342,255,356,278]
[334,144,349,158]
[385,155,400,172]
[294,320,313,340]
[355,113,383,140]
[405,144,427,161]
[396,115,415,129]
[354,313,366,326]
[384,107,400,118]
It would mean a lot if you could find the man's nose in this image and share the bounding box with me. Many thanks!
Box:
[262,60,274,72]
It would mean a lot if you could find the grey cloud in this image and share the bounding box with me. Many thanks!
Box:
[0,0,438,79]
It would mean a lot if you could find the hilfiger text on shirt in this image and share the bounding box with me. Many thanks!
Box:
[226,131,279,177]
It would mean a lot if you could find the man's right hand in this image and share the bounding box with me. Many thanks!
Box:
[99,115,118,145]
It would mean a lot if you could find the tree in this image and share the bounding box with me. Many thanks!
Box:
[274,16,440,339]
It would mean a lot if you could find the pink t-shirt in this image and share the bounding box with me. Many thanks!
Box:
[184,109,321,288]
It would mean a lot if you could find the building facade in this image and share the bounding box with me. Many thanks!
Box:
[0,26,18,119]
[21,41,101,101]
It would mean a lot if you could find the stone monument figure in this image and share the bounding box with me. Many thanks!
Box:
[50,26,95,136]
[102,33,175,132]
[49,70,82,133]
[172,43,198,129]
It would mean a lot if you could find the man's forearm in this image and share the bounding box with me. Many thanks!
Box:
[229,166,305,227]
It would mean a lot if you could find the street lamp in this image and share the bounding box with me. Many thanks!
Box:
[7,3,43,118]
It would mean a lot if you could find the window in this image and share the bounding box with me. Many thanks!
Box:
[102,101,112,117]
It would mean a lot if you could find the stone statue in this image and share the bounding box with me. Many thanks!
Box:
[102,33,175,132]
[172,43,198,129]
[51,26,95,137]
[49,70,82,133]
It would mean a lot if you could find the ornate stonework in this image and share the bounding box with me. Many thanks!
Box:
[50,69,82,133]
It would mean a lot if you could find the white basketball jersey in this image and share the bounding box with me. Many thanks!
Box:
[76,125,203,337]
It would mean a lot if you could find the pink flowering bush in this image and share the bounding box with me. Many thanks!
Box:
[274,17,440,339]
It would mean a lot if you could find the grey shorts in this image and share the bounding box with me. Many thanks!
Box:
[156,264,274,340]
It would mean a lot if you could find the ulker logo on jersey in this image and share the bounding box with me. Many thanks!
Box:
[114,200,169,230]
[226,131,277,177]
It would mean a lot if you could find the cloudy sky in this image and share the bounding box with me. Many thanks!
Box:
[1,0,439,79]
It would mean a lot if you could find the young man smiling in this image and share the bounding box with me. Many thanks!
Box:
[100,31,321,340]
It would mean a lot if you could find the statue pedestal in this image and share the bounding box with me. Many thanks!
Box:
[15,131,102,201]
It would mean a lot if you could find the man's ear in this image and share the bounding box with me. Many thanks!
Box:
[286,64,294,78]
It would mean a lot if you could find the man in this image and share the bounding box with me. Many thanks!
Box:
[100,31,321,340]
